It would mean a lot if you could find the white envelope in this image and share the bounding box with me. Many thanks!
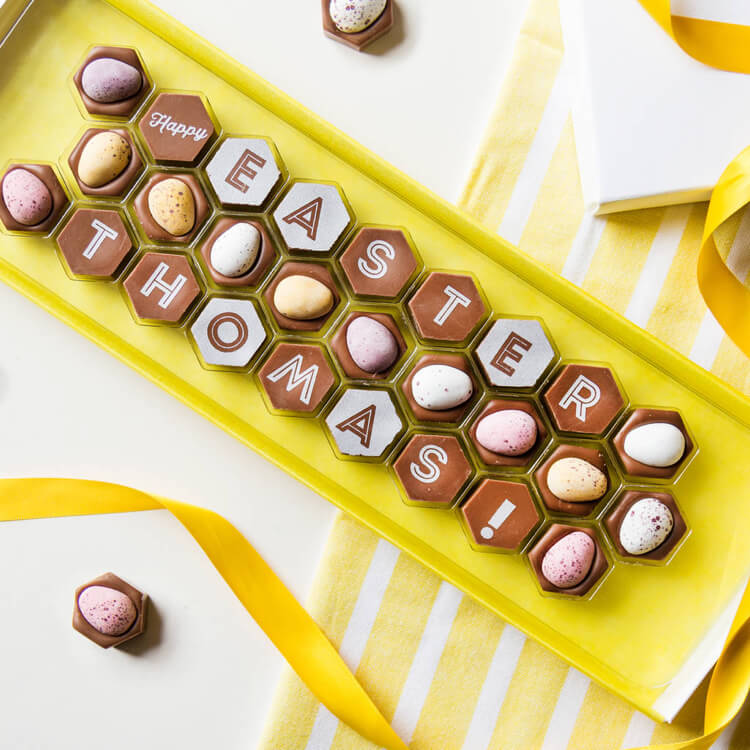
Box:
[561,0,750,214]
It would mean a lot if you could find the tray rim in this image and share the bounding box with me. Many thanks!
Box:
[1,0,747,721]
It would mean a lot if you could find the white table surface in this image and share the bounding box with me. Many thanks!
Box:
[0,2,527,747]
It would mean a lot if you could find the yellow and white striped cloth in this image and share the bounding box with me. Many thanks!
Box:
[258,1,750,747]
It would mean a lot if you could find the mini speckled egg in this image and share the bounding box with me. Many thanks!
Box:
[81,58,142,103]
[210,222,261,277]
[274,275,334,320]
[2,168,52,225]
[412,365,473,411]
[346,316,399,373]
[78,131,131,188]
[148,177,195,236]
[623,422,686,468]
[77,585,136,636]
[475,409,537,456]
[547,457,607,501]
[329,0,387,33]
[619,497,674,555]
[541,531,595,588]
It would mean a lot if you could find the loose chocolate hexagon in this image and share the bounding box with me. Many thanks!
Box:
[528,525,609,597]
[393,434,473,507]
[139,92,218,166]
[330,311,407,380]
[190,297,267,369]
[339,226,419,298]
[73,46,150,119]
[263,261,341,332]
[325,388,404,458]
[543,364,625,435]
[68,128,144,198]
[199,217,278,289]
[604,490,687,562]
[534,444,612,517]
[401,353,476,424]
[612,408,694,480]
[205,136,285,210]
[0,163,69,233]
[133,172,210,244]
[123,252,201,324]
[56,208,133,279]
[73,572,148,649]
[258,342,338,414]
[475,318,556,389]
[272,180,354,253]
[461,479,541,551]
[468,398,548,468]
[408,272,486,343]
[322,0,393,51]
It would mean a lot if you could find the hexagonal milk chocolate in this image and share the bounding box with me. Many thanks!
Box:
[0,163,69,233]
[543,364,625,435]
[67,128,144,198]
[393,434,473,506]
[339,226,418,298]
[408,272,486,343]
[272,181,353,253]
[325,388,403,458]
[123,252,201,324]
[56,208,133,279]
[604,490,687,561]
[132,172,210,244]
[461,479,541,551]
[330,311,407,380]
[322,0,393,51]
[138,92,217,166]
[534,443,611,517]
[611,408,693,480]
[205,137,284,210]
[475,318,556,389]
[468,398,549,468]
[528,525,609,596]
[258,342,337,414]
[73,46,150,119]
[190,297,267,369]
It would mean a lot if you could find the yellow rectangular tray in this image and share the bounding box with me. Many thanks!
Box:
[1,0,749,721]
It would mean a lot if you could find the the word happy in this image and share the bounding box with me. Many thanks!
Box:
[147,112,209,142]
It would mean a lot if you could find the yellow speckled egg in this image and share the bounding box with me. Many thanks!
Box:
[147,177,195,236]
[78,131,131,187]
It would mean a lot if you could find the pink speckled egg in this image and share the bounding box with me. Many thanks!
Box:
[78,585,137,636]
[81,58,142,103]
[541,531,595,589]
[475,409,537,456]
[2,168,52,225]
[346,316,399,373]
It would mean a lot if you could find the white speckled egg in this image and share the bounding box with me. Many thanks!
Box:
[411,364,473,411]
[329,0,387,33]
[623,422,686,467]
[619,497,674,555]
[210,222,260,277]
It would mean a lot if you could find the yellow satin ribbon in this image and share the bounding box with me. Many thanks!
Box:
[0,478,408,750]
[638,0,750,359]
